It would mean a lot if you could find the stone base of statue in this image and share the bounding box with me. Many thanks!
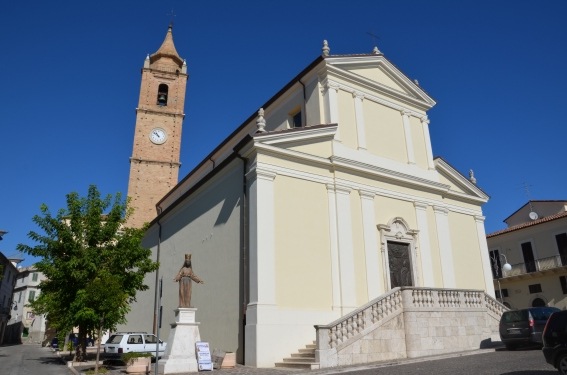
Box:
[159,308,201,374]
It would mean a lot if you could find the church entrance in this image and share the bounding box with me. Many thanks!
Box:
[387,241,413,288]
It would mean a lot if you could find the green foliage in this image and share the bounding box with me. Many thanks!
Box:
[121,351,152,365]
[17,185,158,359]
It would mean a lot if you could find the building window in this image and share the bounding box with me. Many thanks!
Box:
[560,276,567,294]
[521,242,536,273]
[32,272,38,282]
[556,233,567,266]
[501,288,509,297]
[28,290,36,302]
[18,292,22,303]
[528,284,542,294]
[290,109,302,128]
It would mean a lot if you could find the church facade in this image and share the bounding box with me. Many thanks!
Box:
[121,29,494,367]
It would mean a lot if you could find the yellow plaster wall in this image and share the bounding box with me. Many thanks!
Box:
[437,173,467,194]
[363,101,407,162]
[274,176,333,309]
[374,195,417,229]
[349,67,409,94]
[449,212,486,289]
[288,140,333,159]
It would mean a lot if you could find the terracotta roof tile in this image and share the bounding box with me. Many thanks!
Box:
[487,211,567,238]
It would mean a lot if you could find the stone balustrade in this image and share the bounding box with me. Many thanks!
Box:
[315,287,506,368]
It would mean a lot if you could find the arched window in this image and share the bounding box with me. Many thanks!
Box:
[157,84,169,106]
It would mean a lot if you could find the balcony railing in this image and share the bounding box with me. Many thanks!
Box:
[504,255,564,277]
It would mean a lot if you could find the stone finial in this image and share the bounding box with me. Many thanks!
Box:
[469,169,477,185]
[256,108,266,133]
[144,54,150,68]
[413,79,419,86]
[372,46,381,55]
[322,40,330,57]
[183,59,187,66]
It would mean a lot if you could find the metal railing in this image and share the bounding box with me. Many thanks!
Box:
[505,255,564,277]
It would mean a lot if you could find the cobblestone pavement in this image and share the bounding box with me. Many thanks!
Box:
[59,346,500,375]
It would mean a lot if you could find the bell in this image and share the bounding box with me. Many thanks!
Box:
[158,94,167,104]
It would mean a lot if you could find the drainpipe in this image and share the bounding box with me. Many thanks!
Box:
[299,78,307,126]
[153,216,162,334]
[236,154,248,364]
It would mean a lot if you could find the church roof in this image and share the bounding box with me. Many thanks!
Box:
[150,25,183,67]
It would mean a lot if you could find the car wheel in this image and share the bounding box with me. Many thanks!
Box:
[558,354,567,375]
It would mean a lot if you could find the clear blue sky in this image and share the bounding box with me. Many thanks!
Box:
[2,1,566,266]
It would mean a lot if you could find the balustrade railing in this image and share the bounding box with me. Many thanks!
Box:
[505,255,564,277]
[315,287,492,351]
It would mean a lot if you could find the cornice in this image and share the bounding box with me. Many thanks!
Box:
[253,124,337,146]
[129,157,181,167]
[136,107,185,118]
[322,64,434,111]
[319,77,427,118]
[330,155,450,194]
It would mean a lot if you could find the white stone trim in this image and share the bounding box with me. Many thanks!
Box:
[421,116,435,170]
[400,110,415,165]
[353,92,367,150]
[247,168,277,306]
[326,184,342,312]
[334,184,357,313]
[475,215,496,297]
[322,81,341,141]
[378,218,420,290]
[433,205,455,288]
[360,190,382,299]
[414,202,434,287]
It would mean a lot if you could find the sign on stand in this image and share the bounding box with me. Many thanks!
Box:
[196,341,213,371]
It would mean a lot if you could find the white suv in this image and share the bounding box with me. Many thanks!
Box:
[103,332,166,359]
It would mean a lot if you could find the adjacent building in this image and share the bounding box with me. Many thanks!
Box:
[8,266,47,344]
[0,250,20,345]
[120,27,494,367]
[487,200,567,309]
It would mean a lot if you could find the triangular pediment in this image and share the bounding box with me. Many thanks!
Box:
[325,55,435,109]
[435,158,489,202]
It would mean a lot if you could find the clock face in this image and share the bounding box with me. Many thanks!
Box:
[149,128,167,144]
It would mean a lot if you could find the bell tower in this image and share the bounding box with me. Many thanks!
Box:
[126,25,188,228]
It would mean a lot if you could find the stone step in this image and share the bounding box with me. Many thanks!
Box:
[275,361,320,370]
[291,352,315,358]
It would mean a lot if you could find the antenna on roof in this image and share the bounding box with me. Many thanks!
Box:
[167,8,176,27]
[366,31,381,53]
[522,182,539,220]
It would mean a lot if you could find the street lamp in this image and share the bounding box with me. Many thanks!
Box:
[492,252,512,304]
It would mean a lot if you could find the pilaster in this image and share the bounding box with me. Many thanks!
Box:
[475,215,496,297]
[353,92,367,150]
[400,110,415,164]
[360,190,382,299]
[433,205,455,288]
[326,184,342,312]
[414,202,434,287]
[421,116,435,169]
[335,184,357,312]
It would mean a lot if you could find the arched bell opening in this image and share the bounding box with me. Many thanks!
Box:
[157,84,169,106]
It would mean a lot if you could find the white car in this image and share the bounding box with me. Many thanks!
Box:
[103,332,166,359]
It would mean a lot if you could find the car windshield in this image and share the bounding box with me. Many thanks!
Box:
[502,310,528,323]
[107,335,123,344]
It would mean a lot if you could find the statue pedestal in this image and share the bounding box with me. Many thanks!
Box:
[160,308,201,374]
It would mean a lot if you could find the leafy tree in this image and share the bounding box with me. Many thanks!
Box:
[17,185,158,362]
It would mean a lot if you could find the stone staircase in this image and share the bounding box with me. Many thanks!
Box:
[274,341,319,369]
